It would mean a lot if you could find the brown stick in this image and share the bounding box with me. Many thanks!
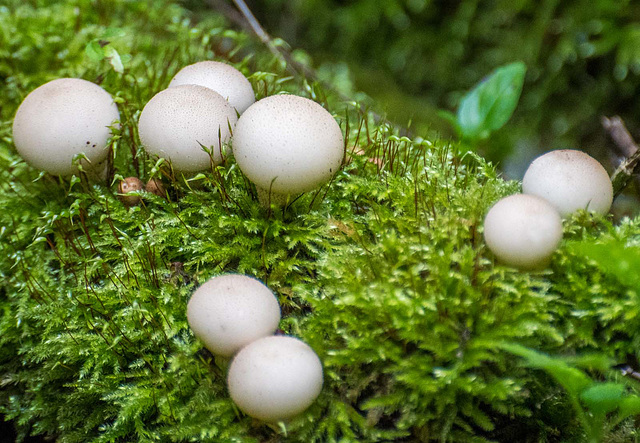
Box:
[602,116,638,158]
[602,116,640,196]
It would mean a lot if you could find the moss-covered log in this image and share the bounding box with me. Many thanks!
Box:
[1,1,640,442]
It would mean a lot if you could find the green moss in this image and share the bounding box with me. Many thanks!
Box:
[1,1,640,442]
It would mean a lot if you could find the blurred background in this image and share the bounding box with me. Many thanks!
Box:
[193,0,640,186]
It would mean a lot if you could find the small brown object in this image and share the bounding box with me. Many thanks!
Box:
[118,177,144,206]
[145,178,166,197]
[602,116,638,158]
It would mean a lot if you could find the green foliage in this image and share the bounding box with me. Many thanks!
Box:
[2,1,640,442]
[568,238,640,289]
[439,61,527,154]
[501,343,640,442]
[454,62,527,142]
[84,28,129,73]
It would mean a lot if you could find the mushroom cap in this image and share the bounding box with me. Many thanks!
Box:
[227,335,323,422]
[145,178,165,197]
[118,177,144,206]
[483,194,563,270]
[138,85,238,172]
[169,61,255,114]
[522,149,613,217]
[186,274,281,357]
[12,78,119,176]
[232,94,344,196]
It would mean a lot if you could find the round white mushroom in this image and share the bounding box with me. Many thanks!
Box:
[186,274,281,358]
[483,194,563,270]
[169,61,255,114]
[12,78,119,176]
[227,335,323,422]
[232,94,344,205]
[522,149,613,217]
[138,85,238,172]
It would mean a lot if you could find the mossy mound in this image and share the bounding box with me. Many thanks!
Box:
[1,1,640,441]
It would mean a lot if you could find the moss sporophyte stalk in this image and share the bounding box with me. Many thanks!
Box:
[2,1,640,442]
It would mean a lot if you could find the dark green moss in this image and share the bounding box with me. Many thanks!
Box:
[1,1,640,442]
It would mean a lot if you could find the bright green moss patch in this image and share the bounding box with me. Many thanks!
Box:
[2,1,640,442]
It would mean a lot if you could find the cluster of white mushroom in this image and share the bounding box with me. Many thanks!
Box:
[11,60,344,206]
[143,60,344,205]
[483,149,614,269]
[13,61,620,420]
[10,63,345,421]
[186,274,323,422]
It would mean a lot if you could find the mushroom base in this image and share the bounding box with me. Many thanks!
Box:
[256,187,297,208]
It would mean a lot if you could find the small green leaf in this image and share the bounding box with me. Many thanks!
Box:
[617,396,640,422]
[104,46,124,73]
[498,343,592,396]
[101,27,126,39]
[580,383,625,416]
[85,40,105,61]
[565,353,615,373]
[543,365,593,397]
[456,61,527,141]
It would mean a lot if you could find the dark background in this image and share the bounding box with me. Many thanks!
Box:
[216,0,640,184]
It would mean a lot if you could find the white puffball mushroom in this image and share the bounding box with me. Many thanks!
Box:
[12,78,119,176]
[483,194,563,270]
[522,149,613,217]
[227,336,323,422]
[169,61,255,114]
[138,85,238,172]
[232,94,344,205]
[186,274,281,358]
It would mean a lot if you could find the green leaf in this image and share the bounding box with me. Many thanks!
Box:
[617,396,640,422]
[580,383,625,416]
[565,353,615,373]
[101,27,126,39]
[85,40,105,61]
[498,343,592,396]
[456,61,527,141]
[104,46,124,73]
[568,239,640,289]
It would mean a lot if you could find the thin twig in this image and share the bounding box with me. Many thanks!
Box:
[202,0,251,34]
[230,0,271,46]
[602,115,640,196]
[602,116,638,158]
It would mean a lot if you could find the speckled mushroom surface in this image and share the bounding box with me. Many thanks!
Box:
[169,61,255,114]
[138,84,238,172]
[522,149,613,217]
[483,193,563,270]
[232,94,344,198]
[12,78,120,176]
[227,335,323,422]
[186,274,281,358]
